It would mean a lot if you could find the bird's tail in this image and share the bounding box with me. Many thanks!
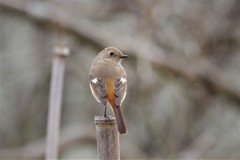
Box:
[112,105,127,135]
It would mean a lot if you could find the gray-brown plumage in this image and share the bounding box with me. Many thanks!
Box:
[89,47,128,134]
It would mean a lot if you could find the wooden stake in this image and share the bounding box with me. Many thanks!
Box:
[45,47,70,160]
[95,116,120,160]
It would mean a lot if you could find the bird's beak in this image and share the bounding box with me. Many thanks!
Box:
[119,54,128,58]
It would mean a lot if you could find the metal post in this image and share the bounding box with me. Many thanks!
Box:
[45,47,70,160]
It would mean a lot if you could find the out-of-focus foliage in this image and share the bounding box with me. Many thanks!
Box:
[0,0,240,159]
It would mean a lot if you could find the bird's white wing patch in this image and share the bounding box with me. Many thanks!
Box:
[91,78,98,84]
[120,78,127,83]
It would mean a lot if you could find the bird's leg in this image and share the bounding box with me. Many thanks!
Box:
[104,106,107,117]
[103,106,111,121]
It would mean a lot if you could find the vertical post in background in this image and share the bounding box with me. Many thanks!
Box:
[95,116,120,160]
[45,47,70,160]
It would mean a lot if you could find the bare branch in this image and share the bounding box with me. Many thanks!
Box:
[0,0,239,103]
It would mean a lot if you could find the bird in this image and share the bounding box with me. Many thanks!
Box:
[89,47,128,135]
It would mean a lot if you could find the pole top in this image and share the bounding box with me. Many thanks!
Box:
[95,116,116,127]
[52,46,71,57]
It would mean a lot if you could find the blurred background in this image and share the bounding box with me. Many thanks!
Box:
[1,0,240,159]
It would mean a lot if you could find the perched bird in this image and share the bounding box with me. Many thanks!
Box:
[89,47,128,135]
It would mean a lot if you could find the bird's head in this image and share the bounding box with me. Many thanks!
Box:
[98,47,128,64]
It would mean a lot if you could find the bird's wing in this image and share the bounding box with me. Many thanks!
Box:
[89,74,108,106]
[114,78,127,106]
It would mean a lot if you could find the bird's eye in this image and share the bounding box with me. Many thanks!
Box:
[109,52,114,56]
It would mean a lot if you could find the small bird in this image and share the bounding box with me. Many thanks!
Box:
[89,47,128,135]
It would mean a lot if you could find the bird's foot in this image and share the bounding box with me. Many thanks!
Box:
[103,106,107,117]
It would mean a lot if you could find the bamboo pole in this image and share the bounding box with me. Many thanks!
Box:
[45,47,70,160]
[95,116,120,160]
